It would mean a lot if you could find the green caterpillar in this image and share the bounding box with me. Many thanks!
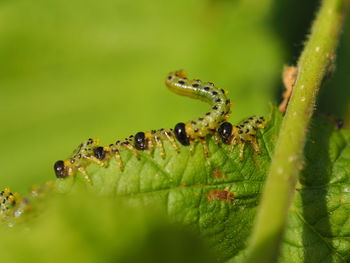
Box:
[53,71,266,182]
[165,70,231,147]
[217,116,267,160]
[0,188,16,215]
[0,183,55,226]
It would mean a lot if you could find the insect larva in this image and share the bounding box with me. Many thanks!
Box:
[54,138,103,183]
[54,128,179,180]
[165,70,231,155]
[0,183,56,225]
[0,188,17,214]
[54,70,235,182]
[217,116,267,160]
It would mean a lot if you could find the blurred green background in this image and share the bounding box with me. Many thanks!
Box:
[1,0,349,192]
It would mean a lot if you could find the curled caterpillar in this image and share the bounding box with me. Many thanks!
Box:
[53,71,265,182]
[165,70,231,150]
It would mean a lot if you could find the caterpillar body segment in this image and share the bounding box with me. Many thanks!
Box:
[106,128,179,171]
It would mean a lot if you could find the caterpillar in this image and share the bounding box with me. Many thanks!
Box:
[217,116,267,160]
[0,183,55,226]
[0,188,17,215]
[165,70,231,153]
[54,138,102,183]
[53,71,266,182]
[0,187,27,225]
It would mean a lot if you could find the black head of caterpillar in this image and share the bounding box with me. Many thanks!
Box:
[218,122,233,144]
[173,122,190,146]
[134,132,148,150]
[54,160,66,178]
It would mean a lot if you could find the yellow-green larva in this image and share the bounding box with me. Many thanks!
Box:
[217,116,267,160]
[165,70,231,141]
[0,188,16,214]
[0,183,55,225]
[54,138,102,183]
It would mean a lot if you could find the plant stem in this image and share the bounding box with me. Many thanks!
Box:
[243,0,350,262]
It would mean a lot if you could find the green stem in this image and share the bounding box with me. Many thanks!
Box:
[243,0,350,262]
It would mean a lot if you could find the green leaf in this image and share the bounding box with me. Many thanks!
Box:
[49,109,281,262]
[0,109,281,261]
[229,115,350,263]
[278,117,350,262]
[2,109,350,263]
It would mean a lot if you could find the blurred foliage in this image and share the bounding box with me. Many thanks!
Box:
[279,115,350,263]
[0,192,216,263]
[48,108,280,262]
